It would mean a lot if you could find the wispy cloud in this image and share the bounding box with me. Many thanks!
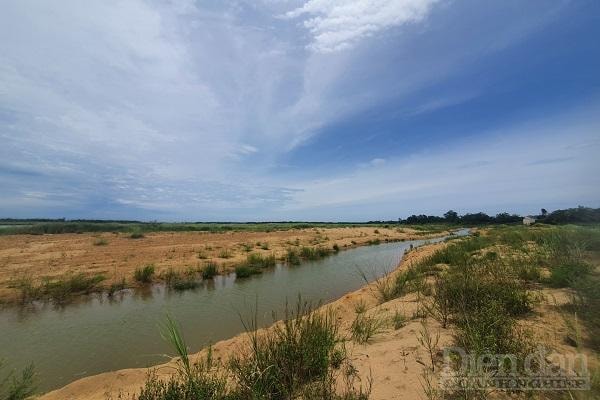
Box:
[286,0,440,52]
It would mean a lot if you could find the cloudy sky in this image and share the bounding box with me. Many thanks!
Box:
[1,0,599,221]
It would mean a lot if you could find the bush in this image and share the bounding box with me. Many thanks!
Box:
[135,265,155,283]
[130,231,145,239]
[93,238,108,246]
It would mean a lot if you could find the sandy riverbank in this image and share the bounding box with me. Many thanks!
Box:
[0,226,443,303]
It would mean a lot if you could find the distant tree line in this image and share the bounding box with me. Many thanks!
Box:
[393,206,600,225]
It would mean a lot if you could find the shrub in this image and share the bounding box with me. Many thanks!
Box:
[134,265,155,283]
[130,231,145,239]
[93,238,108,246]
[332,243,340,252]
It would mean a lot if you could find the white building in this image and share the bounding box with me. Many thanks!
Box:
[523,216,536,226]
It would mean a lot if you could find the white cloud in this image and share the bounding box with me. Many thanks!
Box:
[286,0,440,52]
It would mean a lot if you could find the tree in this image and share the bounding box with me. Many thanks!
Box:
[443,210,459,224]
[541,208,548,217]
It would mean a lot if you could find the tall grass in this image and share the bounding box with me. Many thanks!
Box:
[12,273,106,303]
[0,361,36,400]
[134,265,155,283]
[135,299,371,399]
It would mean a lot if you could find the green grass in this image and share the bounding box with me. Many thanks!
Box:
[135,300,371,399]
[0,361,36,400]
[130,231,145,239]
[201,263,218,280]
[134,265,155,283]
[299,246,331,260]
[285,248,301,265]
[350,312,387,344]
[234,265,261,278]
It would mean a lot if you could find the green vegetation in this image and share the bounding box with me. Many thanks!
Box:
[130,231,145,239]
[134,265,155,283]
[350,311,387,344]
[285,248,301,265]
[0,361,35,400]
[299,246,331,260]
[217,249,232,259]
[377,224,600,399]
[201,263,218,280]
[135,300,371,399]
[12,273,106,303]
[93,237,108,246]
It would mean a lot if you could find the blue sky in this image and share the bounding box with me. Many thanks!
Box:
[1,0,599,221]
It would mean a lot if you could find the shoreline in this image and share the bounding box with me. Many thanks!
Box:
[0,227,451,306]
[38,238,452,400]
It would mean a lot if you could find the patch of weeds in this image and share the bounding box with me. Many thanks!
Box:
[332,243,340,252]
[197,250,208,259]
[392,310,407,329]
[234,265,261,278]
[353,299,368,314]
[351,311,387,344]
[134,265,155,283]
[244,252,276,269]
[546,261,593,288]
[240,243,253,252]
[217,249,232,259]
[0,361,36,400]
[229,299,342,399]
[299,246,331,260]
[93,238,108,246]
[286,248,301,265]
[107,278,126,297]
[130,231,145,239]
[260,242,270,250]
[42,273,106,302]
[201,262,218,279]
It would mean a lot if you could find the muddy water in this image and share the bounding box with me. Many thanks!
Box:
[0,230,467,392]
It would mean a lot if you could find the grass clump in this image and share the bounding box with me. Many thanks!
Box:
[392,310,407,329]
[134,265,155,283]
[0,361,36,400]
[217,249,232,259]
[546,261,593,288]
[134,302,371,400]
[350,311,387,344]
[235,265,261,279]
[93,238,108,246]
[299,246,331,261]
[201,263,218,280]
[285,248,301,265]
[244,253,276,269]
[130,231,145,239]
[229,300,343,399]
